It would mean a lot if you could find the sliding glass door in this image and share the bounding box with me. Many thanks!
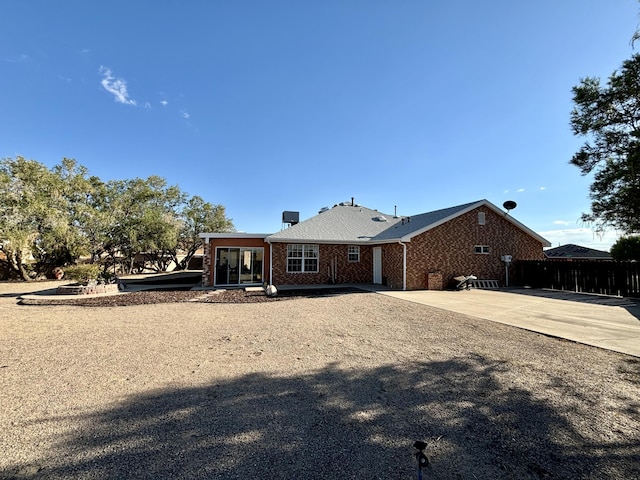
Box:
[215,247,263,286]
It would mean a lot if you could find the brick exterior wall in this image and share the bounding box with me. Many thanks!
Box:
[404,207,545,290]
[271,243,374,285]
[202,242,211,286]
[380,243,404,289]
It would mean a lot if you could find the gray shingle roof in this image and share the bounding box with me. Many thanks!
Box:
[371,201,481,241]
[266,203,401,243]
[266,200,487,244]
[544,244,612,260]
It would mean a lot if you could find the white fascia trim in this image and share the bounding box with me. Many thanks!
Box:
[266,239,367,245]
[199,233,271,241]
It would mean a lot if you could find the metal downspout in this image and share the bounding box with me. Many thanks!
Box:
[266,239,273,285]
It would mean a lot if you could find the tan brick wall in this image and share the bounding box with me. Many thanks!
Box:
[426,271,443,290]
[202,242,211,286]
[380,243,404,289]
[404,207,545,290]
[271,243,374,285]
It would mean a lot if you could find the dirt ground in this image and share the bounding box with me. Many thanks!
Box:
[1,281,639,479]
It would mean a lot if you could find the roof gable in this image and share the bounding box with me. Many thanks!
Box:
[392,199,551,246]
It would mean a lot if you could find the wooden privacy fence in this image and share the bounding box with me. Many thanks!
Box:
[511,260,640,298]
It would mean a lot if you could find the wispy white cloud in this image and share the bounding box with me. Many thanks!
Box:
[99,66,136,106]
[553,220,570,226]
[182,111,190,119]
[160,100,168,106]
[3,53,28,63]
[504,187,546,195]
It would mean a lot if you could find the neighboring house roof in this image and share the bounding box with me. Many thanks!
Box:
[544,244,612,260]
[265,199,551,247]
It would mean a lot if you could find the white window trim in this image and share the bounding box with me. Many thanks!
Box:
[348,245,360,262]
[478,212,486,225]
[474,245,491,254]
[287,244,319,273]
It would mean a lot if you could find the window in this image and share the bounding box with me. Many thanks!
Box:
[287,244,319,272]
[478,212,486,225]
[348,245,360,262]
[474,245,491,254]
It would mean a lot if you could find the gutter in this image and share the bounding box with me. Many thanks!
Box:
[266,238,273,285]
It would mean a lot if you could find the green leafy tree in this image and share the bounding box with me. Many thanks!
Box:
[171,196,235,270]
[0,158,32,280]
[570,53,640,234]
[103,176,184,273]
[0,157,235,279]
[36,158,97,271]
[610,235,640,261]
[76,177,115,265]
[102,180,234,273]
[0,157,89,280]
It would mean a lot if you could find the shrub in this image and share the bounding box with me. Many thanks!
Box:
[63,264,101,284]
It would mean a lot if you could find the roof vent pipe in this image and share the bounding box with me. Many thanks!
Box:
[394,205,397,218]
[351,197,354,206]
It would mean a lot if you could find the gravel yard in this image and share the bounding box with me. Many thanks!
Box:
[1,282,639,479]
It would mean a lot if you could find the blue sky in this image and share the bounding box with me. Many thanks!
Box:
[1,1,637,251]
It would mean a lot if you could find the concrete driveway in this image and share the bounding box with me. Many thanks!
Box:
[380,288,640,358]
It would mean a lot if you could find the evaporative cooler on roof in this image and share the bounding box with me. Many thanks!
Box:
[282,211,299,225]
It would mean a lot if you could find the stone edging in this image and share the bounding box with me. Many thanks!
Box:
[56,284,120,295]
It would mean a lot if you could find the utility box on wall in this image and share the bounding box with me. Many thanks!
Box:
[426,270,443,290]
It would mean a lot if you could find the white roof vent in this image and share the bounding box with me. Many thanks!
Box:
[374,215,387,222]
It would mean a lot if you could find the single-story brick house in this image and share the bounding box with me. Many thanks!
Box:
[200,199,551,290]
[544,243,612,261]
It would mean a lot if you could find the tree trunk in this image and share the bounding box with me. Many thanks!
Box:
[176,243,200,271]
[14,251,32,281]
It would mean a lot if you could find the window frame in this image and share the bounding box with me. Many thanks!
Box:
[287,244,319,273]
[347,245,360,263]
[474,245,491,254]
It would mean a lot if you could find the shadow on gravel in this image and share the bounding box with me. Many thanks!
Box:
[4,356,639,480]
